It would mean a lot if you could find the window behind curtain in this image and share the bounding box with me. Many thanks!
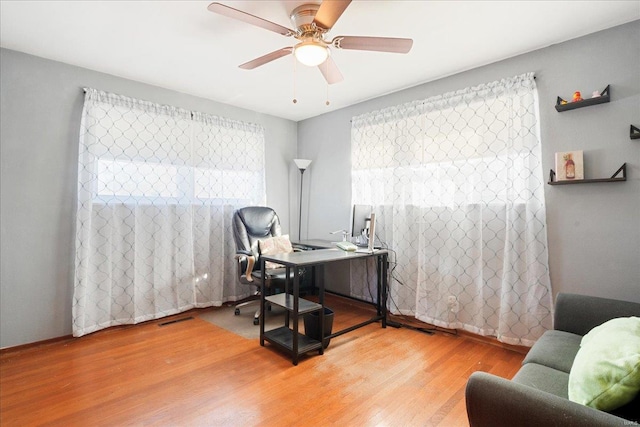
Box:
[73,89,265,337]
[351,73,552,346]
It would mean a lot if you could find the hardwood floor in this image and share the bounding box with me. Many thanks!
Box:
[1,295,525,426]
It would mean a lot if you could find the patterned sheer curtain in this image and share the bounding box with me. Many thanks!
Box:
[352,73,552,346]
[73,89,265,337]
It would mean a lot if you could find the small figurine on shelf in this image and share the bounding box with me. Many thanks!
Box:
[560,100,568,105]
[591,90,601,98]
[572,91,583,102]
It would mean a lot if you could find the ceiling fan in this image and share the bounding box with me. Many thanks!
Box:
[207,1,413,85]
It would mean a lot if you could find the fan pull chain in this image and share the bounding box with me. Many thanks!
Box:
[325,60,330,106]
[292,53,298,104]
[326,83,330,106]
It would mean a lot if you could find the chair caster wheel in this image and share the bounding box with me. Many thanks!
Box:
[234,308,240,315]
[253,318,259,325]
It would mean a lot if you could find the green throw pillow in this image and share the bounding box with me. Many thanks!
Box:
[568,316,640,411]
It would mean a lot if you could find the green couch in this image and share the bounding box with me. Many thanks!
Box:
[465,293,640,427]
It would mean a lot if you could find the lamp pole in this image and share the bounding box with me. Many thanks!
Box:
[293,159,312,240]
[298,168,305,240]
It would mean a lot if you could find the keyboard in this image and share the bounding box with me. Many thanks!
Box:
[335,241,357,251]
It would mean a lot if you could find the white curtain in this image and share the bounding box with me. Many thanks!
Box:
[73,89,265,337]
[351,73,552,346]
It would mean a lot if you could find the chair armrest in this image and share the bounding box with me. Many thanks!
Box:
[554,293,640,335]
[465,372,623,427]
[234,254,255,283]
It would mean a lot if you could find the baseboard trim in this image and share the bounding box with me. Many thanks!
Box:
[456,329,530,355]
[1,334,74,355]
[0,309,201,354]
[387,313,530,355]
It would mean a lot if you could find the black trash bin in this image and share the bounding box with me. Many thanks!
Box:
[304,307,334,349]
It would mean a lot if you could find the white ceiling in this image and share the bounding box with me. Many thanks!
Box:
[1,1,638,121]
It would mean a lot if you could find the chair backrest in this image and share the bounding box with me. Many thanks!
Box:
[232,206,282,269]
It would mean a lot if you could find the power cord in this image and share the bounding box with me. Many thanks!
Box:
[376,233,458,337]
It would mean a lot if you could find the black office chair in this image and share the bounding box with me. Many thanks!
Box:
[232,206,293,325]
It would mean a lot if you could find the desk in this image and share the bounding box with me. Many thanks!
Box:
[259,248,388,365]
[293,239,370,297]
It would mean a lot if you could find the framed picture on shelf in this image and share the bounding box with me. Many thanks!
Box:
[555,150,584,181]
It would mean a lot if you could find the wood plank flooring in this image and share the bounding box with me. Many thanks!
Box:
[1,295,525,426]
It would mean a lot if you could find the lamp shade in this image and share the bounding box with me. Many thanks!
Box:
[293,159,312,170]
[294,41,329,67]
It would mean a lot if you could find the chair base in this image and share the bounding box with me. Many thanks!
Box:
[234,298,271,325]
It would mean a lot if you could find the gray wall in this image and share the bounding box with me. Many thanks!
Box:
[2,21,639,349]
[298,21,640,303]
[0,48,298,348]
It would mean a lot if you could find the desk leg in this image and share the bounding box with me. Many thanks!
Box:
[292,266,300,366]
[311,263,317,295]
[318,265,325,355]
[381,253,388,328]
[376,253,388,328]
[260,259,266,346]
[284,266,290,328]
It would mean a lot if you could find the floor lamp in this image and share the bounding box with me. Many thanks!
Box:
[293,159,312,240]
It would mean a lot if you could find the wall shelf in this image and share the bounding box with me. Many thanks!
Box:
[555,85,610,112]
[548,163,626,185]
[631,125,640,140]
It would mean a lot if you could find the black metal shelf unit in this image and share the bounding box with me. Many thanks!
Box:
[262,326,323,356]
[548,163,627,185]
[265,293,322,314]
[555,85,610,112]
[261,283,324,365]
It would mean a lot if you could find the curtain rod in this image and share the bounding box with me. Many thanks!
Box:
[81,87,194,119]
[80,88,267,126]
[349,75,538,123]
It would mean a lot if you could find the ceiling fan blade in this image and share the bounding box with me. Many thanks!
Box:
[207,2,294,36]
[318,56,344,85]
[239,47,293,70]
[312,0,352,30]
[332,36,413,53]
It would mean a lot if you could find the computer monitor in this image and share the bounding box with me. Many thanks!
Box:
[366,213,376,252]
[351,204,372,239]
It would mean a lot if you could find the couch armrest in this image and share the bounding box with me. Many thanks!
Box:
[554,293,640,336]
[465,372,623,427]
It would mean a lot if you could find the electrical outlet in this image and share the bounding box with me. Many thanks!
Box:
[447,295,459,313]
[451,301,459,313]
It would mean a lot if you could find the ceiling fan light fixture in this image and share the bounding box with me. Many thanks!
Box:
[294,41,329,67]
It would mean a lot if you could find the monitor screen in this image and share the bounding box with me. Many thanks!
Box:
[351,204,372,238]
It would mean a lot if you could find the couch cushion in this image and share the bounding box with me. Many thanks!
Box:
[568,316,640,412]
[512,363,569,398]
[522,330,582,373]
